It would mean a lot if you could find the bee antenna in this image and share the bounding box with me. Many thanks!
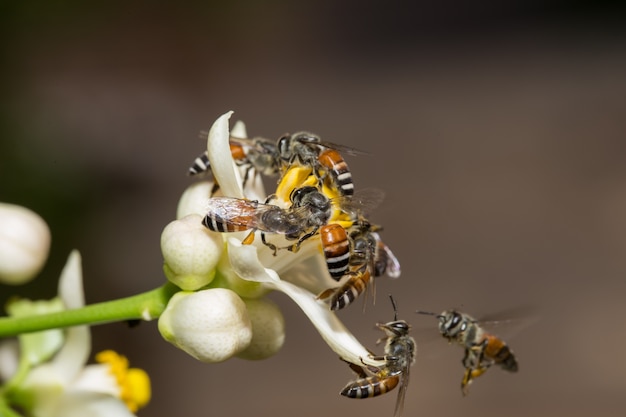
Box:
[389,294,398,321]
[415,310,437,317]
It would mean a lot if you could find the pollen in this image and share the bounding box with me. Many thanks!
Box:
[95,350,151,412]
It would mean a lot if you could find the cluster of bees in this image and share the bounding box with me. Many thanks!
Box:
[188,131,518,416]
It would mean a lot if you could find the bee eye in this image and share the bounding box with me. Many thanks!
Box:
[392,321,409,332]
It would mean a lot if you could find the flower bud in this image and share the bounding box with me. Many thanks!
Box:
[237,298,285,360]
[0,203,51,285]
[158,288,252,363]
[161,214,222,290]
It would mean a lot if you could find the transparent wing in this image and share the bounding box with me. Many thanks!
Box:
[317,140,369,157]
[335,188,386,216]
[393,366,411,417]
[205,197,290,233]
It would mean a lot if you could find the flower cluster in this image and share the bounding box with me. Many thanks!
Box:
[158,111,385,369]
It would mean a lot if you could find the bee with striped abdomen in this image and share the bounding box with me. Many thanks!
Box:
[188,135,280,192]
[341,296,415,417]
[416,309,518,396]
[318,218,400,310]
[277,132,362,197]
[203,185,335,255]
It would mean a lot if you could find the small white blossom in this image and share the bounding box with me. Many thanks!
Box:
[3,251,149,417]
[0,203,51,285]
[157,288,253,363]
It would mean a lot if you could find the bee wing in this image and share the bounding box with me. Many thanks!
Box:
[317,140,369,157]
[393,365,411,417]
[374,235,401,279]
[229,135,272,150]
[205,197,283,232]
[335,188,386,215]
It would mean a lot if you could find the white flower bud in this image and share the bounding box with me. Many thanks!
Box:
[176,181,214,219]
[161,214,222,290]
[158,289,252,363]
[237,298,285,360]
[0,203,51,285]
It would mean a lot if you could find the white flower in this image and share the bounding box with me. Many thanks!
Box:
[159,111,385,369]
[0,203,51,285]
[1,251,150,417]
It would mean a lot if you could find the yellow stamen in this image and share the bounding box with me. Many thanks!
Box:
[275,165,353,228]
[95,350,151,412]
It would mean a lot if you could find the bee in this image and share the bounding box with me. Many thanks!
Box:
[416,309,518,396]
[318,218,400,310]
[188,135,280,191]
[341,296,416,417]
[277,132,361,197]
[202,185,334,255]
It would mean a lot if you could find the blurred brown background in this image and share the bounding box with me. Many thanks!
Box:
[1,1,625,416]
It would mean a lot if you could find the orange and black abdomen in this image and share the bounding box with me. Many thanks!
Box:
[320,224,350,280]
[341,375,399,399]
[330,268,371,310]
[484,334,518,372]
[318,149,354,196]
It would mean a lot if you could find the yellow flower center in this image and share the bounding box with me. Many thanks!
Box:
[95,350,151,412]
[275,165,353,228]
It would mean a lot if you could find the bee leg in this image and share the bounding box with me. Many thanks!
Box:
[263,194,277,204]
[316,288,335,300]
[241,165,253,189]
[461,366,488,397]
[369,353,399,363]
[242,230,256,245]
[287,227,319,253]
[461,368,473,396]
[346,362,369,378]
[261,232,279,256]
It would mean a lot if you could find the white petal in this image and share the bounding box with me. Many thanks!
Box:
[58,250,84,309]
[206,111,244,199]
[230,120,247,138]
[71,364,119,397]
[51,251,90,382]
[227,238,384,368]
[176,181,214,219]
[0,339,19,381]
[48,393,136,417]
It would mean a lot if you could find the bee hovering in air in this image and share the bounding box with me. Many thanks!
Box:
[341,296,415,417]
[276,132,363,197]
[188,135,280,192]
[203,185,336,255]
[416,309,518,396]
[317,217,401,310]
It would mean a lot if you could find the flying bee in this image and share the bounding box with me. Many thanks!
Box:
[416,309,519,396]
[277,132,363,197]
[341,295,416,417]
[188,135,280,192]
[318,218,400,310]
[203,185,336,255]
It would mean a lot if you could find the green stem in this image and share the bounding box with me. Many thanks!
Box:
[0,283,179,337]
[0,397,23,417]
